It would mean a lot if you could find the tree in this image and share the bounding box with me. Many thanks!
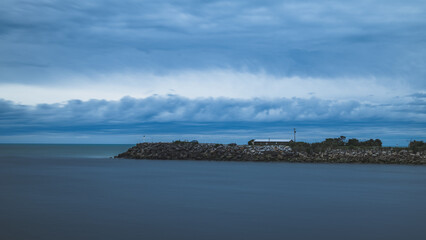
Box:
[347,138,360,146]
[409,140,426,152]
[323,136,346,147]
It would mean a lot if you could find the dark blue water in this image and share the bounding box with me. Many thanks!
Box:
[1,144,425,240]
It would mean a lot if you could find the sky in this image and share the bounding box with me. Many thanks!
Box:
[0,0,425,145]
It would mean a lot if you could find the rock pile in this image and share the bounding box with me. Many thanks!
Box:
[115,142,294,161]
[293,148,426,164]
[115,142,426,165]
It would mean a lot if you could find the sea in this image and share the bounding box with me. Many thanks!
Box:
[1,144,425,240]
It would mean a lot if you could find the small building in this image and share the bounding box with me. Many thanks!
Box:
[253,139,291,145]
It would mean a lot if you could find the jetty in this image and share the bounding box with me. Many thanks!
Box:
[115,141,426,165]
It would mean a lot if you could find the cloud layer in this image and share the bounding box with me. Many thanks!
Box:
[0,70,412,104]
[1,0,425,88]
[1,94,424,134]
[1,1,425,144]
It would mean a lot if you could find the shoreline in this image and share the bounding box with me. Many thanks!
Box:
[115,142,426,165]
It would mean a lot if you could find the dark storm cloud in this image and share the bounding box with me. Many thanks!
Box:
[409,92,426,99]
[0,95,424,135]
[0,0,425,86]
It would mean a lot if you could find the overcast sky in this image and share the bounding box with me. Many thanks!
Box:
[0,0,425,144]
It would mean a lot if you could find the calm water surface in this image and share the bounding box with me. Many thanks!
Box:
[0,144,425,240]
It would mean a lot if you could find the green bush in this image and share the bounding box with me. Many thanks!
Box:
[409,140,426,152]
[287,136,384,153]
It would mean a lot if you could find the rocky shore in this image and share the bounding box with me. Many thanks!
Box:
[115,142,426,165]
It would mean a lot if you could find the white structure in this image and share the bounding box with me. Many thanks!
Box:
[253,139,291,145]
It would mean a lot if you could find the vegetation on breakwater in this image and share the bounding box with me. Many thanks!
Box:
[286,137,426,154]
[409,140,426,152]
[115,138,426,165]
[286,136,382,153]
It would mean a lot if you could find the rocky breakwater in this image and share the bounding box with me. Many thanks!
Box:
[292,148,426,165]
[115,142,294,161]
[115,142,426,164]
